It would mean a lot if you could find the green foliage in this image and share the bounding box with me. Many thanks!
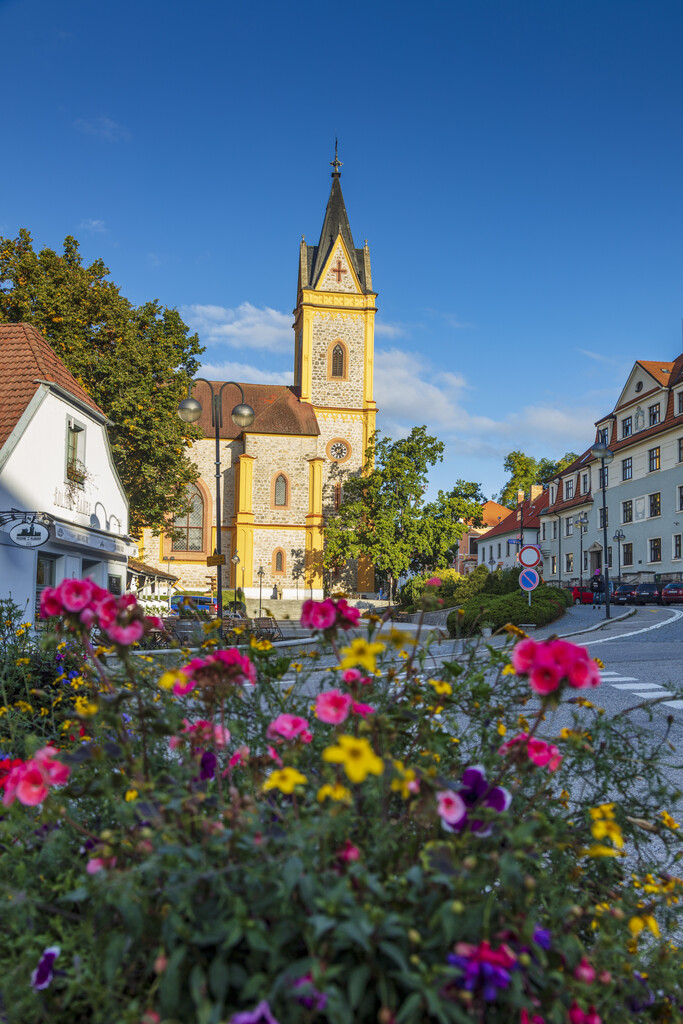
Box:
[449,584,573,636]
[1,597,682,1022]
[498,450,578,509]
[0,230,204,535]
[398,564,489,609]
[324,428,483,592]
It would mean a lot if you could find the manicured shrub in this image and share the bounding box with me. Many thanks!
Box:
[448,584,572,637]
[0,585,681,1023]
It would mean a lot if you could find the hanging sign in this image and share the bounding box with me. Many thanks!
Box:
[7,520,50,548]
[519,568,540,592]
[206,554,226,567]
[518,545,541,569]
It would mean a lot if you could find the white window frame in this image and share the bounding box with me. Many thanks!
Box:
[565,479,574,499]
[648,537,662,563]
[673,534,682,561]
[565,552,573,573]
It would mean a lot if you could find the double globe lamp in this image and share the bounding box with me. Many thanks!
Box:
[178,381,256,620]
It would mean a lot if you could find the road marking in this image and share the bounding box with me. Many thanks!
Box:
[612,682,664,689]
[663,699,683,708]
[633,690,675,699]
[600,676,637,682]
[585,607,683,645]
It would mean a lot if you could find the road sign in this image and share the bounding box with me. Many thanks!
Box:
[206,554,226,567]
[519,568,540,592]
[518,544,541,569]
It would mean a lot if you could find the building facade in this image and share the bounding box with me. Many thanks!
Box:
[0,324,135,620]
[455,499,513,574]
[140,161,377,601]
[540,355,683,585]
[478,488,548,570]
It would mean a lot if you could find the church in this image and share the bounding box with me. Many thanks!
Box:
[140,156,377,602]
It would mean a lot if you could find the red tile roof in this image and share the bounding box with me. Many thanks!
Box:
[637,360,676,387]
[192,380,320,438]
[481,500,512,527]
[0,323,105,450]
[481,489,549,540]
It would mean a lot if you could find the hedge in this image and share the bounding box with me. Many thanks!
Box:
[448,584,573,636]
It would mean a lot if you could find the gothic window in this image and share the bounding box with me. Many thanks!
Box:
[274,474,287,506]
[331,344,344,378]
[172,484,204,551]
[273,548,286,575]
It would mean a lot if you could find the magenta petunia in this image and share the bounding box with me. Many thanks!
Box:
[267,713,311,742]
[300,599,337,631]
[39,587,63,619]
[315,688,352,724]
[56,578,94,613]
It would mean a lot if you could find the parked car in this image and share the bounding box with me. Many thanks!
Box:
[662,582,683,605]
[613,583,637,605]
[170,594,217,615]
[571,587,594,605]
[633,583,665,606]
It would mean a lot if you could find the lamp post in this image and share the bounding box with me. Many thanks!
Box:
[590,441,614,619]
[613,529,625,585]
[241,565,245,612]
[577,512,589,597]
[231,554,240,616]
[177,380,255,619]
[488,556,495,573]
[257,565,265,616]
[163,554,175,613]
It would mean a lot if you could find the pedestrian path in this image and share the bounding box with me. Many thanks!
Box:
[600,670,683,709]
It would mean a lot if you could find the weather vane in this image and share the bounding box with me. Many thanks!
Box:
[330,138,342,176]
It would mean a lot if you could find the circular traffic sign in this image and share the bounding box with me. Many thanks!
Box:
[519,568,540,592]
[518,544,541,568]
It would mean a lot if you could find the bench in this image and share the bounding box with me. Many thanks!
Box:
[253,617,284,642]
[222,616,253,643]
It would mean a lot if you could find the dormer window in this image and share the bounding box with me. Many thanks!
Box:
[622,416,632,438]
[597,427,609,445]
[648,403,660,426]
[565,479,574,499]
[66,417,86,486]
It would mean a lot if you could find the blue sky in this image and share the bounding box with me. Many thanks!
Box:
[3,0,683,499]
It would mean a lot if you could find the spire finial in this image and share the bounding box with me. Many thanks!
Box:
[330,138,342,177]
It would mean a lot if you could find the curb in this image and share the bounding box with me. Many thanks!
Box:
[554,606,636,640]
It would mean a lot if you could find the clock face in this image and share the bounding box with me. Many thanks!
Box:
[330,441,348,461]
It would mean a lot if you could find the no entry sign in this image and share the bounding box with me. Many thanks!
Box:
[519,568,540,592]
[518,545,541,568]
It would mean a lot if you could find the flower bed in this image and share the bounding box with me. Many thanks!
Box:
[0,586,681,1023]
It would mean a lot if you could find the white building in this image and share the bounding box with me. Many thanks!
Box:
[0,323,136,621]
[478,487,549,570]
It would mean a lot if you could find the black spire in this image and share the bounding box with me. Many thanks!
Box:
[309,144,365,288]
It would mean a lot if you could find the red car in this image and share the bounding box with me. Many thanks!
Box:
[572,587,594,605]
[662,582,683,605]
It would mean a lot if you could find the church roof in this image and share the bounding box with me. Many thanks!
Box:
[303,172,371,292]
[0,322,105,450]
[192,380,320,439]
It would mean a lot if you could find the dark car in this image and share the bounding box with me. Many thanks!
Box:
[662,582,683,605]
[613,583,637,605]
[633,583,665,606]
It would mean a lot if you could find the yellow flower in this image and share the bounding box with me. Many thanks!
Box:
[496,722,507,736]
[323,735,384,784]
[518,714,530,730]
[583,844,624,858]
[263,767,307,794]
[428,679,452,696]
[250,637,273,651]
[590,803,624,849]
[317,783,352,804]
[14,658,30,666]
[503,623,528,638]
[339,638,385,674]
[158,670,186,691]
[559,788,570,808]
[501,664,516,675]
[0,707,7,718]
[661,810,680,830]
[74,696,98,717]
[629,915,660,938]
[13,700,33,713]
[595,657,605,669]
[391,760,418,799]
[125,789,138,802]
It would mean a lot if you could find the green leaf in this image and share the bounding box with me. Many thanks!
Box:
[104,933,128,985]
[348,963,371,1009]
[208,956,229,1001]
[159,945,187,1014]
[395,992,423,1023]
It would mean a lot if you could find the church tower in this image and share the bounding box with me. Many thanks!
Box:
[293,150,377,592]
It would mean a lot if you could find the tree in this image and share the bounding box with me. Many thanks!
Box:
[323,427,483,599]
[498,450,578,508]
[0,230,203,535]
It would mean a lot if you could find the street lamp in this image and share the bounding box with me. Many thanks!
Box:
[257,565,265,616]
[163,554,175,613]
[231,553,240,616]
[577,512,589,597]
[177,380,255,619]
[488,557,496,573]
[613,529,625,585]
[590,441,614,619]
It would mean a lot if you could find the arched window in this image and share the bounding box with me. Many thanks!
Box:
[331,344,344,378]
[274,473,287,506]
[172,484,204,551]
[273,548,286,575]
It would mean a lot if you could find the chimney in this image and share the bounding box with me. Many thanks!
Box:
[530,484,542,501]
[517,489,525,506]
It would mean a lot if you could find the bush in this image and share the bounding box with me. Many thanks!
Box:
[1,584,682,1023]
[448,584,572,637]
[399,564,489,609]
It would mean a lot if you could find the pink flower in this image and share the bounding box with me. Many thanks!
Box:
[79,607,97,628]
[39,587,63,619]
[315,688,352,724]
[574,957,596,984]
[335,598,361,628]
[93,596,118,628]
[520,1011,545,1024]
[436,789,467,827]
[213,724,231,747]
[511,637,538,674]
[568,657,601,689]
[267,745,283,766]
[107,620,145,646]
[86,856,116,874]
[145,615,165,631]
[16,764,50,806]
[118,593,138,609]
[529,661,561,695]
[338,839,360,862]
[267,714,311,742]
[569,1004,601,1024]
[34,747,70,785]
[351,701,375,717]
[341,668,372,687]
[228,745,249,768]
[56,578,94,613]
[300,599,337,631]
[172,676,196,696]
[426,577,442,587]
[527,738,563,771]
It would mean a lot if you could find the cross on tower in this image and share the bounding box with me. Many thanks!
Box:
[331,259,347,283]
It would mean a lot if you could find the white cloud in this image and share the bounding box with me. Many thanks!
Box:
[181,302,293,353]
[79,218,106,234]
[74,117,131,142]
[374,319,407,338]
[198,359,293,385]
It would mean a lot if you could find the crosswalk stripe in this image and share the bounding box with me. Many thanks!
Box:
[663,699,683,708]
[612,682,663,689]
[602,676,637,682]
[633,691,675,699]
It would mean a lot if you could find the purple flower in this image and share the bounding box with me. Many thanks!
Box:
[532,926,552,950]
[441,765,512,837]
[30,946,60,991]
[447,955,512,1001]
[199,750,217,780]
[292,973,327,1011]
[229,1001,280,1024]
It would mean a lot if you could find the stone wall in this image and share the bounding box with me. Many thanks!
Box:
[310,311,365,408]
[244,433,317,524]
